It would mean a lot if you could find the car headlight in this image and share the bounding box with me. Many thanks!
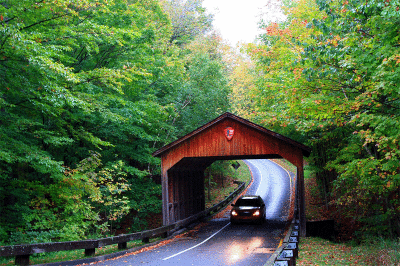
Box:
[231,210,238,216]
[253,210,260,216]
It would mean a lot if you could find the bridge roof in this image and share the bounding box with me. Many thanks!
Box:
[153,112,311,158]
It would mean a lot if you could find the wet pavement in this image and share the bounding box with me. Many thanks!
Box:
[89,159,293,266]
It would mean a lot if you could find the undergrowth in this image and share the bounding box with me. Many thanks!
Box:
[298,169,400,266]
[0,160,250,266]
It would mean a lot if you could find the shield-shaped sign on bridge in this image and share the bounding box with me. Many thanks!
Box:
[225,127,234,140]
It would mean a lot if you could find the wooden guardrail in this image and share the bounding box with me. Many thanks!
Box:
[1,181,245,265]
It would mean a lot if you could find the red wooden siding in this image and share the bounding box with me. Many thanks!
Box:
[155,114,309,175]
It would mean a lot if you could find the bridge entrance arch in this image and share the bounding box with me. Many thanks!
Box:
[153,113,311,236]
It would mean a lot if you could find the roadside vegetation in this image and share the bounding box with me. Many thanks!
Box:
[234,0,400,242]
[0,160,247,265]
[0,0,234,246]
[298,236,400,266]
[298,169,400,265]
[205,160,252,209]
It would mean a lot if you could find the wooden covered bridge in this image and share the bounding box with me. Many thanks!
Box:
[153,113,311,235]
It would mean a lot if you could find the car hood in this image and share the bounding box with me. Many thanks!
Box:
[234,206,260,211]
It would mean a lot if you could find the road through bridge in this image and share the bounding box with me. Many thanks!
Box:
[93,159,294,266]
[152,112,311,236]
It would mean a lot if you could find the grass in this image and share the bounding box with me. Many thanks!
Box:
[299,168,400,266]
[297,237,400,266]
[233,160,253,185]
[270,159,297,173]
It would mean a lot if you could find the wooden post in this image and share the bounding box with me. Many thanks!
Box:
[118,242,127,250]
[173,172,179,222]
[179,171,185,220]
[15,255,30,266]
[84,248,96,257]
[200,171,205,211]
[297,162,306,237]
[162,168,169,225]
[184,172,190,218]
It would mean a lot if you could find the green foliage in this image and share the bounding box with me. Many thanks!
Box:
[206,161,236,178]
[160,0,213,45]
[204,160,238,202]
[205,160,236,187]
[89,160,131,234]
[172,34,232,137]
[0,0,166,243]
[0,0,232,245]
[126,173,162,232]
[245,0,400,238]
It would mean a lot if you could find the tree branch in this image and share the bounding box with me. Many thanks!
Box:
[21,13,68,31]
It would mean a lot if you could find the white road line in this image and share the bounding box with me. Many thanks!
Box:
[162,222,231,261]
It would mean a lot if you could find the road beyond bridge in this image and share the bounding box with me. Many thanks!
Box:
[152,112,311,236]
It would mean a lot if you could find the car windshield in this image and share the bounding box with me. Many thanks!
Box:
[235,198,262,207]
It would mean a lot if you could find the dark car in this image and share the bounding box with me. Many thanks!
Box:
[230,195,266,224]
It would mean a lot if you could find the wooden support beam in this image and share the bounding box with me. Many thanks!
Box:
[118,242,127,250]
[84,248,96,257]
[297,163,306,237]
[15,254,30,266]
[162,168,169,226]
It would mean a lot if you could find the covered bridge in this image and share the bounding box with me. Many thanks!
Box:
[153,112,311,235]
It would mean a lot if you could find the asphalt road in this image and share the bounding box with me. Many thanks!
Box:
[92,159,293,266]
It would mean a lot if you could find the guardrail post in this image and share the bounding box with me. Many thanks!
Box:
[118,242,127,250]
[142,237,150,244]
[15,254,30,266]
[280,249,296,265]
[293,224,299,231]
[85,248,96,257]
[285,242,298,258]
[162,231,169,238]
[289,235,298,245]
[274,259,291,266]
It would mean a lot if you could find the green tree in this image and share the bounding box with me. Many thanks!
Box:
[246,0,400,238]
[172,34,232,136]
[160,0,213,45]
[308,0,400,238]
[0,0,237,244]
[229,55,258,119]
[0,0,174,243]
